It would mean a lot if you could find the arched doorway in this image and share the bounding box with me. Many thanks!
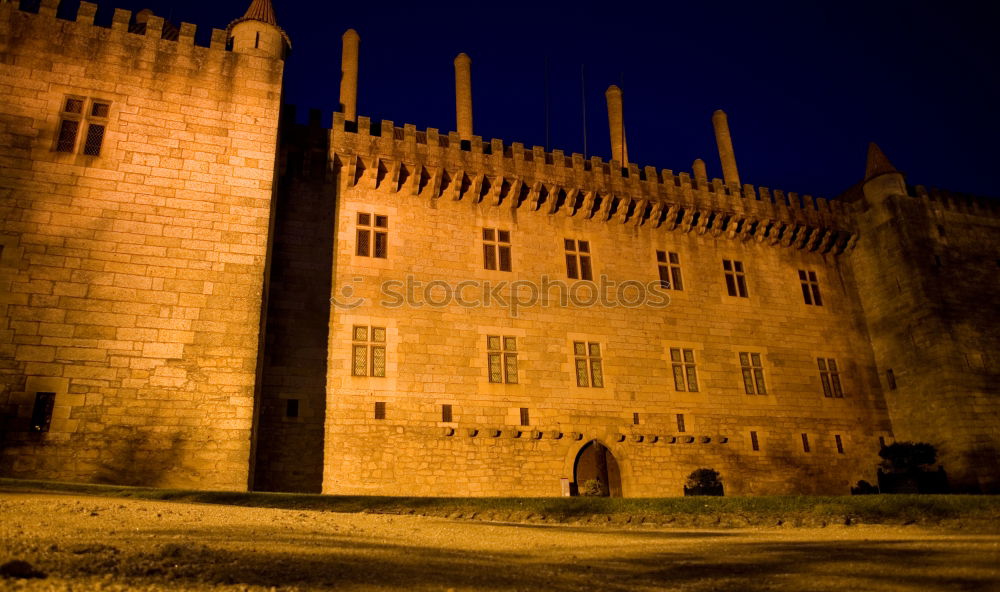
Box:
[573,440,622,497]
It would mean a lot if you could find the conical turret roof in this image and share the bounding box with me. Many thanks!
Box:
[239,0,278,27]
[228,0,290,47]
[864,142,901,181]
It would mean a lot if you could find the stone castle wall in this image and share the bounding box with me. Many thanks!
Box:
[848,185,1000,492]
[0,1,283,489]
[252,113,332,493]
[2,1,996,496]
[316,116,892,496]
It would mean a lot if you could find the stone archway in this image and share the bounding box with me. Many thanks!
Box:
[573,440,622,497]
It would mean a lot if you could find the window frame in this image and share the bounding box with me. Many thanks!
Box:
[564,239,593,281]
[355,212,388,259]
[55,96,110,156]
[669,347,699,392]
[818,357,844,398]
[656,250,684,291]
[573,340,604,388]
[799,269,823,306]
[351,325,386,377]
[738,351,767,395]
[486,335,518,384]
[482,228,512,272]
[723,259,748,297]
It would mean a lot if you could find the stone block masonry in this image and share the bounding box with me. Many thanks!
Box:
[0,1,284,489]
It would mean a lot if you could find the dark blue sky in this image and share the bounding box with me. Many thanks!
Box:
[81,0,998,199]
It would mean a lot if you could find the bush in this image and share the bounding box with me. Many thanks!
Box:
[851,480,879,495]
[879,442,937,474]
[684,468,724,496]
[685,468,722,489]
[580,478,606,497]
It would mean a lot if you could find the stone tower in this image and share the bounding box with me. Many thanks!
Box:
[847,144,1000,492]
[228,0,290,59]
[0,0,287,489]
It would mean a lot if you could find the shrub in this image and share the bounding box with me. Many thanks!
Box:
[879,442,937,474]
[580,478,605,497]
[685,468,722,489]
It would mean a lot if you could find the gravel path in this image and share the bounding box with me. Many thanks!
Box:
[1,492,998,591]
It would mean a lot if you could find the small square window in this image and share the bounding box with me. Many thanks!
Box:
[442,404,453,423]
[519,407,530,426]
[750,430,760,451]
[285,399,299,418]
[676,413,686,433]
[374,401,386,420]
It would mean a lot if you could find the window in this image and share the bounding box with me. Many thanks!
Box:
[374,401,386,420]
[487,335,518,384]
[676,413,686,433]
[30,392,55,433]
[818,358,844,398]
[356,213,388,258]
[799,270,823,305]
[564,239,592,280]
[723,259,748,297]
[656,251,684,290]
[56,97,109,156]
[750,430,760,451]
[442,404,453,423]
[519,407,530,426]
[56,97,83,152]
[886,369,897,390]
[739,352,767,395]
[669,348,698,392]
[632,412,640,425]
[483,228,512,271]
[285,399,299,418]
[835,434,845,454]
[351,325,386,377]
[573,341,603,387]
[801,433,811,453]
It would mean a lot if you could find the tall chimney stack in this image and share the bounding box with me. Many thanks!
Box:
[692,158,708,187]
[605,85,628,165]
[454,53,473,139]
[712,109,739,186]
[339,29,360,121]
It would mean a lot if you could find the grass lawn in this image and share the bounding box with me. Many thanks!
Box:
[2,477,997,529]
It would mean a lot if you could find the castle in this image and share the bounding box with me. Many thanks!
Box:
[1,0,997,496]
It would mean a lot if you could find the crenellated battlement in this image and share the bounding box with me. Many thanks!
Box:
[1,0,243,59]
[908,184,1000,219]
[278,110,857,255]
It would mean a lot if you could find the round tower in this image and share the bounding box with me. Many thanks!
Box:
[228,0,290,59]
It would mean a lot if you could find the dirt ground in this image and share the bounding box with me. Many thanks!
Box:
[1,492,998,591]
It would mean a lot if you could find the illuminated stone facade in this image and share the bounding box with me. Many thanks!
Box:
[1,0,997,495]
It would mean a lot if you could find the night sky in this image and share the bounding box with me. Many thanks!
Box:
[68,0,999,199]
